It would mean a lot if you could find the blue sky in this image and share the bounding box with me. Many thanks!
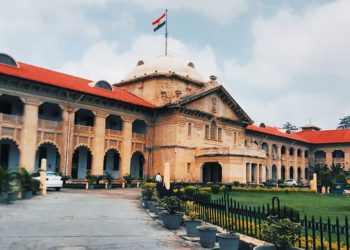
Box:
[1,0,348,129]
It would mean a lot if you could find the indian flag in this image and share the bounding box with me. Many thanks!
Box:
[152,12,166,32]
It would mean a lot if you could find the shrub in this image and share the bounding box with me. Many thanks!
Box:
[260,215,301,250]
[160,196,182,214]
[198,187,211,193]
[197,190,211,203]
[269,206,300,222]
[233,181,240,187]
[185,201,198,220]
[123,174,133,184]
[277,179,285,185]
[184,186,197,199]
[211,184,220,194]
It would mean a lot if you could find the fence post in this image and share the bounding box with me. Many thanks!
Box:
[345,216,349,250]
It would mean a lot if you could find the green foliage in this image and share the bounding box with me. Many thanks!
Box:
[337,115,350,129]
[233,181,240,187]
[160,196,181,214]
[260,215,301,250]
[141,182,156,200]
[17,168,35,192]
[104,172,113,184]
[211,184,220,194]
[32,179,40,192]
[0,167,15,193]
[282,121,298,132]
[123,174,133,184]
[86,171,97,185]
[197,190,211,203]
[184,185,197,199]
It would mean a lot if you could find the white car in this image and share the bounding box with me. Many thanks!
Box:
[284,179,297,187]
[33,171,63,191]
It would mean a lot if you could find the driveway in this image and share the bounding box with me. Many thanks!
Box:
[0,189,200,250]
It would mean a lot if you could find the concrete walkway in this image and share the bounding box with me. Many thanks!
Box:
[0,189,201,250]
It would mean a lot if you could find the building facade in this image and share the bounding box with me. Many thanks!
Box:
[0,53,349,184]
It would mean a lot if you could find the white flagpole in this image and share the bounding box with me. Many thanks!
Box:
[165,9,168,56]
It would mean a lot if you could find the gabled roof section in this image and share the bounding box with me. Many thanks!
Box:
[247,124,350,144]
[0,61,155,108]
[170,85,253,124]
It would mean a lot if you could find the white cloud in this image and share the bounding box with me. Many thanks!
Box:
[60,35,220,83]
[124,0,248,24]
[221,0,350,129]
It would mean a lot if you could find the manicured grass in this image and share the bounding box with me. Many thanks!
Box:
[212,191,350,223]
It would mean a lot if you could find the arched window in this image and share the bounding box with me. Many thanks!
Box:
[91,80,113,91]
[210,121,217,140]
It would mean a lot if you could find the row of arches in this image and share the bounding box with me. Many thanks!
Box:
[0,138,145,180]
[0,94,147,134]
[261,142,309,159]
[269,165,309,181]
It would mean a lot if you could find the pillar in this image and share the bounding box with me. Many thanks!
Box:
[92,112,106,175]
[246,163,251,183]
[120,117,133,178]
[19,99,39,172]
[61,106,75,176]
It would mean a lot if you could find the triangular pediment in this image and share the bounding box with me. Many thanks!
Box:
[174,85,253,124]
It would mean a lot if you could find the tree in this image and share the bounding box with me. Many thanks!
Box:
[282,122,298,132]
[337,115,350,129]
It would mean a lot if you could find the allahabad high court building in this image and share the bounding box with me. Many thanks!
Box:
[0,53,349,184]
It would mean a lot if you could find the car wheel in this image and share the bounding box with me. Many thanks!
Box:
[55,187,61,191]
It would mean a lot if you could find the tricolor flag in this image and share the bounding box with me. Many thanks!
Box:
[152,12,166,32]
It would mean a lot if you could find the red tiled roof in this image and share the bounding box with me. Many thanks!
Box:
[0,62,155,108]
[246,125,350,144]
[294,129,350,144]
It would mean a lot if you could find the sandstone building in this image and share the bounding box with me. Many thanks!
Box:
[0,53,349,184]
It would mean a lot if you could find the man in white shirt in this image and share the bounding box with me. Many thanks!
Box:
[155,173,162,183]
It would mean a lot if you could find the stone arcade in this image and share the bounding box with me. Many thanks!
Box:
[0,53,349,183]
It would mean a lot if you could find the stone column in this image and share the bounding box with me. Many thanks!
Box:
[255,164,260,184]
[120,117,133,178]
[246,163,251,183]
[19,99,39,172]
[92,111,106,175]
[61,106,75,176]
[277,146,282,180]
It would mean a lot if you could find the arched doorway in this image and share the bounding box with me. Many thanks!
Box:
[202,162,222,183]
[35,142,60,172]
[71,146,92,179]
[281,165,286,180]
[297,167,302,181]
[304,167,309,180]
[272,165,277,181]
[0,138,20,172]
[130,151,144,179]
[104,149,120,178]
[289,166,294,179]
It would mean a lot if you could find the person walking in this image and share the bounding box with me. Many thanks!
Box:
[155,172,162,183]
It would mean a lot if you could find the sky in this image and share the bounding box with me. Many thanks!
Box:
[1,0,349,130]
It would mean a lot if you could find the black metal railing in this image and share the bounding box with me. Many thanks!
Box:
[182,191,349,250]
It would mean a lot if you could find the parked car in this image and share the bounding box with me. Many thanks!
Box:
[33,171,63,191]
[284,179,297,187]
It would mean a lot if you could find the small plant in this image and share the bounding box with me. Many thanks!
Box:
[86,171,97,185]
[160,196,181,214]
[123,174,133,184]
[61,175,70,184]
[17,168,35,192]
[104,172,113,184]
[211,184,220,194]
[260,215,301,250]
[185,201,198,220]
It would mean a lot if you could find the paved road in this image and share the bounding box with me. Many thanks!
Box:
[0,189,200,250]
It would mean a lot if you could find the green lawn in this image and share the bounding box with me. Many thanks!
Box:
[212,191,350,223]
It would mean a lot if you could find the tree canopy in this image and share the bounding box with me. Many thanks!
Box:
[337,115,350,129]
[282,122,298,132]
